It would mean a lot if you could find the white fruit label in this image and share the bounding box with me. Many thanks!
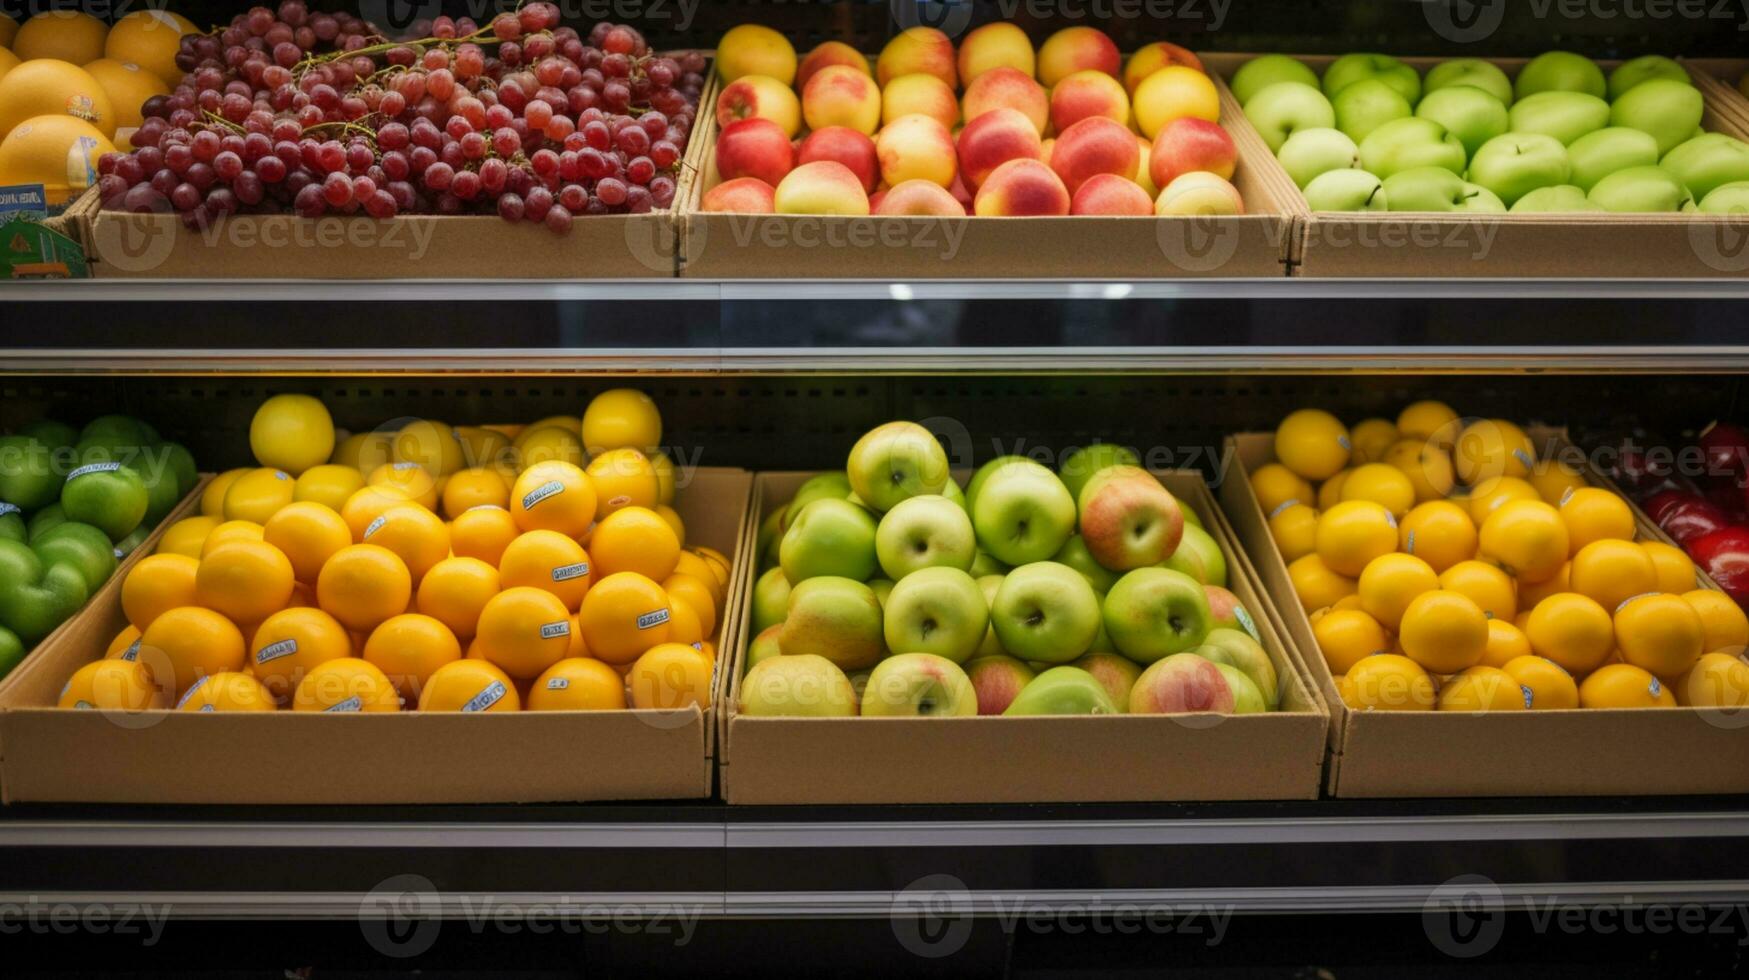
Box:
[691,642,703,651]
[66,461,122,481]
[1560,486,1577,507]
[0,503,18,516]
[463,680,508,712]
[539,620,571,640]
[256,638,299,664]
[74,700,94,710]
[1513,449,1533,471]
[1337,435,1352,450]
[200,704,216,712]
[1235,606,1260,642]
[1268,499,1299,520]
[1385,511,1398,530]
[364,515,387,538]
[552,561,590,582]
[547,677,570,690]
[326,696,363,712]
[1522,685,1534,709]
[1405,530,1417,554]
[637,608,670,630]
[175,675,210,708]
[392,461,421,471]
[112,547,125,559]
[120,639,141,661]
[274,471,289,480]
[522,480,564,509]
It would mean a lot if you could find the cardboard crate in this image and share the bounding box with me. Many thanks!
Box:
[719,470,1329,805]
[1202,54,1749,278]
[0,467,754,805]
[678,64,1295,278]
[1221,429,1749,798]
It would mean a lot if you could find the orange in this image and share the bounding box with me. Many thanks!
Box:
[651,451,677,505]
[418,659,520,711]
[1643,541,1699,594]
[139,606,246,698]
[1437,665,1528,712]
[1478,618,1534,668]
[223,467,297,524]
[1466,476,1539,525]
[449,505,520,565]
[360,503,450,583]
[176,671,276,712]
[673,551,726,607]
[454,426,512,471]
[363,613,463,701]
[441,466,509,517]
[200,468,250,517]
[691,546,733,590]
[1287,553,1358,612]
[1502,655,1579,710]
[293,464,366,513]
[1452,418,1535,484]
[577,572,673,665]
[368,461,440,511]
[1397,400,1459,448]
[585,449,660,521]
[1558,487,1636,554]
[201,519,264,557]
[1567,539,1658,613]
[512,425,586,469]
[498,530,594,610]
[527,657,626,710]
[1349,417,1399,465]
[1316,470,1350,511]
[1398,589,1489,674]
[1438,560,1518,622]
[1274,408,1350,481]
[1683,589,1749,654]
[1383,438,1455,503]
[1250,463,1315,516]
[263,501,352,585]
[1614,593,1704,679]
[655,504,686,542]
[58,659,163,710]
[1312,608,1390,674]
[105,623,142,660]
[1525,592,1614,676]
[316,544,413,634]
[1529,458,1588,506]
[1478,500,1568,584]
[121,553,199,630]
[392,419,465,476]
[417,557,500,639]
[333,430,395,471]
[1579,663,1676,708]
[1398,500,1476,573]
[565,614,592,658]
[156,515,220,558]
[510,460,597,537]
[291,657,401,712]
[1268,503,1319,563]
[249,606,353,700]
[1357,553,1438,632]
[591,506,681,581]
[582,387,663,455]
[663,572,719,637]
[1517,560,1572,610]
[664,596,706,648]
[1673,652,1749,708]
[1314,500,1398,578]
[340,484,414,541]
[194,540,295,624]
[1343,653,1436,711]
[1338,463,1416,517]
[474,586,574,680]
[628,643,712,710]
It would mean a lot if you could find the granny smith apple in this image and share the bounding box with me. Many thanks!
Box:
[1277,128,1360,189]
[1303,168,1387,211]
[883,566,989,664]
[1002,666,1118,716]
[1610,78,1704,156]
[940,476,966,510]
[861,653,977,717]
[78,414,152,457]
[781,575,885,671]
[1171,523,1227,588]
[1566,127,1660,191]
[989,561,1101,665]
[740,654,856,718]
[1333,78,1413,143]
[1323,53,1421,104]
[746,624,784,672]
[750,565,791,633]
[1467,133,1572,207]
[1661,134,1749,202]
[1102,567,1213,663]
[1416,86,1509,158]
[874,494,976,580]
[0,435,61,512]
[1244,81,1336,154]
[1509,91,1610,145]
[1510,185,1603,212]
[1358,118,1467,179]
[158,441,199,497]
[1698,182,1749,215]
[1608,55,1689,99]
[1515,51,1607,100]
[1425,58,1514,105]
[34,521,117,592]
[1231,54,1320,106]
[780,471,854,532]
[60,461,147,542]
[0,510,21,543]
[1057,443,1139,506]
[19,419,77,450]
[1197,627,1280,709]
[0,624,22,680]
[968,549,1009,578]
[1588,165,1694,212]
[756,504,786,562]
[846,421,950,513]
[975,573,1006,657]
[780,497,878,584]
[1382,166,1502,212]
[26,503,64,542]
[969,458,1076,566]
[964,454,1030,512]
[1052,534,1120,594]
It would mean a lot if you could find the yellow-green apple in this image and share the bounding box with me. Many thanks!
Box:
[803,64,882,135]
[740,653,856,717]
[782,472,855,531]
[956,106,1043,190]
[1515,51,1606,100]
[716,74,802,137]
[990,561,1101,663]
[883,72,959,130]
[957,22,1035,84]
[1510,184,1602,212]
[1508,91,1609,146]
[780,497,878,583]
[701,177,776,213]
[1133,65,1220,140]
[715,117,794,186]
[1198,628,1279,708]
[1425,58,1514,105]
[1037,26,1119,87]
[1610,78,1703,156]
[1171,523,1228,587]
[1204,585,1246,633]
[1103,567,1212,662]
[970,460,1077,565]
[1358,117,1466,178]
[860,652,976,716]
[746,624,785,672]
[1050,69,1130,131]
[876,113,958,188]
[781,576,885,670]
[1322,53,1421,103]
[1562,127,1657,191]
[797,126,879,192]
[1278,128,1360,189]
[1149,117,1237,189]
[1467,133,1571,207]
[869,578,895,609]
[1587,165,1694,212]
[966,455,1032,511]
[876,494,976,579]
[1071,651,1142,709]
[1660,134,1749,201]
[1123,42,1204,95]
[1051,117,1140,194]
[773,160,871,215]
[797,40,870,89]
[1416,86,1509,158]
[876,26,957,88]
[1699,182,1749,214]
[1609,54,1689,99]
[965,654,1034,714]
[1078,465,1185,571]
[974,158,1071,215]
[975,573,1005,655]
[847,421,951,512]
[1003,665,1118,715]
[1070,173,1154,215]
[1052,534,1120,593]
[883,566,989,663]
[751,565,790,633]
[1129,652,1266,714]
[1333,78,1413,143]
[1381,166,1503,212]
[1059,443,1140,504]
[1135,136,1159,196]
[1231,54,1318,106]
[875,179,966,215]
[1155,172,1244,215]
[1243,81,1335,153]
[716,23,797,86]
[963,66,1049,135]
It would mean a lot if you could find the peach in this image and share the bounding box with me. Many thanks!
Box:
[714,117,794,187]
[1051,117,1141,194]
[1134,135,1159,196]
[974,158,1070,216]
[875,113,957,188]
[1150,117,1237,190]
[1041,138,1055,168]
[1050,69,1130,132]
[797,40,870,90]
[1070,173,1155,215]
[955,106,1043,190]
[965,655,1035,715]
[957,23,1036,84]
[716,74,802,138]
[1122,42,1205,94]
[700,177,776,213]
[882,72,959,130]
[962,66,1049,135]
[802,64,882,136]
[1155,171,1244,216]
[716,24,797,85]
[1037,26,1120,87]
[1132,66,1220,140]
[876,26,956,88]
[773,160,871,215]
[875,179,965,216]
[797,126,879,193]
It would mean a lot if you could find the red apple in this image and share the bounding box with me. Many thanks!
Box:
[1688,526,1749,609]
[1149,117,1237,190]
[715,117,794,187]
[796,126,879,193]
[1700,421,1749,479]
[1663,497,1731,545]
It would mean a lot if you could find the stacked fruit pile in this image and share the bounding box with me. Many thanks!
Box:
[702,23,1243,217]
[60,390,731,714]
[1255,402,1749,713]
[0,414,198,677]
[1608,421,1749,613]
[1235,51,1749,213]
[740,422,1282,719]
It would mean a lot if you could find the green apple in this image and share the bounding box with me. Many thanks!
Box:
[1515,51,1606,100]
[781,575,885,671]
[1661,134,1749,202]
[883,566,989,664]
[969,458,1075,566]
[967,549,1009,578]
[861,652,976,717]
[158,442,199,498]
[1102,567,1213,663]
[1467,133,1571,207]
[869,577,895,609]
[780,471,853,532]
[1130,653,1267,714]
[1566,127,1660,191]
[846,421,950,513]
[0,624,22,681]
[939,476,966,510]
[990,560,1101,665]
[1588,165,1694,212]
[1196,628,1280,709]
[1204,585,1246,634]
[1078,466,1185,572]
[33,521,115,592]
[140,459,182,526]
[740,654,856,718]
[0,435,61,512]
[874,494,975,580]
[964,455,1030,512]
[779,497,877,583]
[964,654,1033,714]
[1052,534,1120,593]
[1322,53,1421,104]
[1509,91,1609,145]
[1277,128,1360,189]
[975,573,1005,657]
[751,565,792,633]
[1171,523,1228,588]
[1333,78,1413,143]
[0,538,89,644]
[60,461,147,542]
[19,419,77,450]
[0,510,21,543]
[1244,81,1336,154]
[1511,185,1603,212]
[1070,651,1142,710]
[26,503,64,542]
[1608,55,1690,100]
[1230,54,1319,106]
[1610,78,1704,156]
[78,414,153,457]
[1358,118,1466,179]
[1002,666,1118,716]
[1425,58,1514,105]
[1698,182,1749,215]
[1057,443,1139,506]
[746,624,785,673]
[1416,86,1509,158]
[756,504,787,565]
[1303,168,1388,211]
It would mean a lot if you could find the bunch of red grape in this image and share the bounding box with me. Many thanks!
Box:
[97,1,704,235]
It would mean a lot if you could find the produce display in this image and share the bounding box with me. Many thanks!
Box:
[1253,401,1749,712]
[1234,51,1749,213]
[1608,421,1749,613]
[704,23,1243,217]
[61,389,731,714]
[741,423,1282,718]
